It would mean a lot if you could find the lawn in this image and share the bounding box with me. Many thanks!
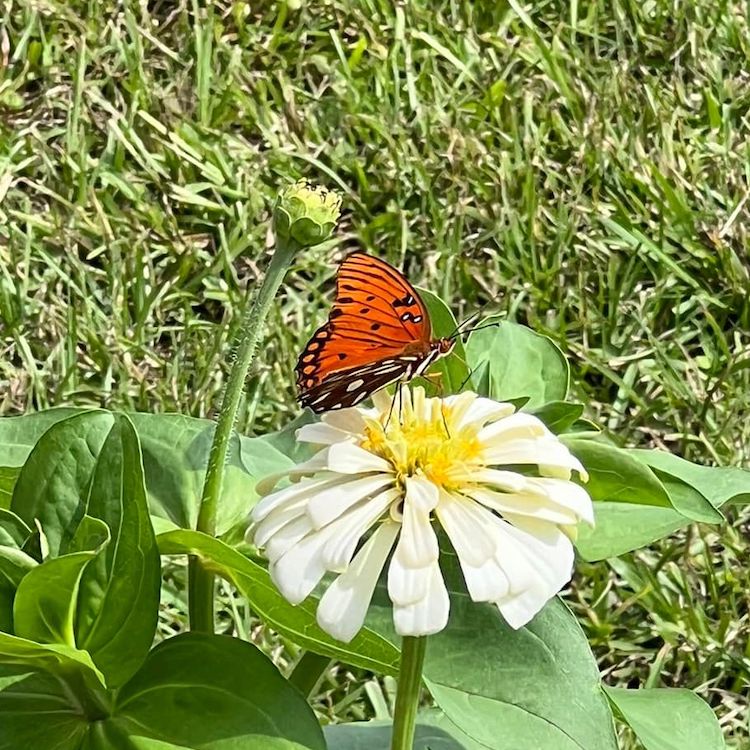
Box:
[1,0,749,746]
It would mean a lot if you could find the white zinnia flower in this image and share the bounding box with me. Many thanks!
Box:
[248,387,593,642]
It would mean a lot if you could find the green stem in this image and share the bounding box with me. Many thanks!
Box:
[391,636,427,750]
[189,238,299,633]
[288,651,332,698]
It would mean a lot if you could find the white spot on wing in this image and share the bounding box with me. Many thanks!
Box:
[346,379,365,392]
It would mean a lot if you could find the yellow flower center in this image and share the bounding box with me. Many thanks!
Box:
[360,401,482,490]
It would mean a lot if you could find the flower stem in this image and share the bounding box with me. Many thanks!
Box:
[391,636,427,750]
[189,238,299,633]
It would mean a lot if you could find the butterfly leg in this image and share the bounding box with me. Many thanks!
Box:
[457,367,475,393]
[423,370,444,395]
[384,382,401,431]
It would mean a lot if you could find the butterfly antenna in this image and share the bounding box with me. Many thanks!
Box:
[447,310,481,340]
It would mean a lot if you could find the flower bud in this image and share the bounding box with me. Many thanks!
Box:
[274,180,341,247]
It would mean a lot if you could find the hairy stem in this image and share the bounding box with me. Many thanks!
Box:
[189,239,299,632]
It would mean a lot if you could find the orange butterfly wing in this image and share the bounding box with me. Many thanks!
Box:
[295,252,434,411]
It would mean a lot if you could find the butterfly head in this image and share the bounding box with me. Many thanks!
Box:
[435,337,456,355]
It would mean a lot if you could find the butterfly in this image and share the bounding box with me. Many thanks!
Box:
[295,252,456,412]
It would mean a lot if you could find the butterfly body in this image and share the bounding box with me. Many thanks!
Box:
[295,252,455,412]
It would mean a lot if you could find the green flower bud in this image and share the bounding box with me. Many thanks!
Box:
[274,180,342,247]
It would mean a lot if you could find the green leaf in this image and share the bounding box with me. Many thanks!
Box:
[158,530,400,676]
[324,712,473,749]
[465,320,569,407]
[366,566,617,750]
[0,580,13,633]
[564,438,672,507]
[417,288,470,394]
[576,451,746,560]
[10,411,114,557]
[0,467,20,509]
[0,509,31,548]
[0,545,37,587]
[603,687,725,750]
[111,633,326,750]
[128,412,292,534]
[0,665,88,750]
[0,408,84,467]
[575,503,687,561]
[530,401,584,433]
[13,548,103,645]
[0,410,293,535]
[76,414,161,688]
[629,449,750,508]
[0,630,104,684]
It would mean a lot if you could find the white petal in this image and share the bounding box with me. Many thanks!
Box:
[326,442,394,474]
[441,391,477,429]
[492,517,575,628]
[322,408,368,434]
[307,475,395,529]
[478,412,548,445]
[296,422,354,445]
[371,389,393,413]
[461,556,511,602]
[252,473,344,522]
[468,487,580,525]
[254,447,331,495]
[270,527,332,604]
[252,496,307,547]
[523,477,594,525]
[265,515,314,563]
[316,521,400,642]
[395,477,439,566]
[321,488,398,571]
[435,491,496,567]
[482,437,583,476]
[393,561,450,636]
[472,468,527,492]
[449,393,515,431]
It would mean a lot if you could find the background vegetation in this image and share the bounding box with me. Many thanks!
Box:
[1,0,748,746]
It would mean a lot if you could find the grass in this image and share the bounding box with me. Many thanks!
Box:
[1,0,749,745]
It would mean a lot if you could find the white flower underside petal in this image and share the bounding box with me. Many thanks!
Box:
[296,422,354,445]
[316,521,401,643]
[393,560,450,637]
[461,556,511,602]
[493,517,573,629]
[251,472,345,522]
[490,516,575,628]
[252,496,308,548]
[435,491,496,567]
[321,489,399,572]
[307,475,395,529]
[468,487,580,525]
[326,442,394,475]
[500,514,575,588]
[254,447,331,496]
[270,525,337,604]
[265,515,314,563]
